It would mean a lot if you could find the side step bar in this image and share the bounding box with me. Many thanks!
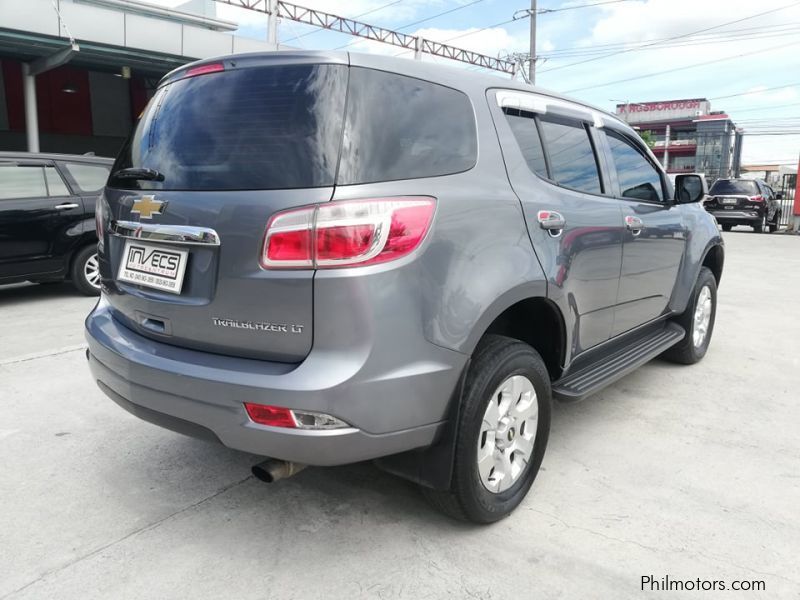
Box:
[552,322,685,403]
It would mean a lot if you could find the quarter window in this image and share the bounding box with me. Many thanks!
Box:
[504,109,548,179]
[45,166,71,196]
[538,118,603,195]
[62,163,110,193]
[337,68,477,185]
[0,166,48,199]
[606,131,664,202]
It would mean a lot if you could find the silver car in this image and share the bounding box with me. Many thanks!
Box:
[86,51,723,522]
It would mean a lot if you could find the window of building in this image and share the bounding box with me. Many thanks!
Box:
[537,118,603,195]
[605,131,664,202]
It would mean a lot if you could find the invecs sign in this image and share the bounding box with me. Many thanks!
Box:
[616,99,711,125]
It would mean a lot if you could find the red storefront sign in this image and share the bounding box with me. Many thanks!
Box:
[623,100,703,113]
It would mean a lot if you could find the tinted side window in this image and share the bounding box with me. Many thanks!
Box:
[45,166,71,196]
[538,118,602,194]
[62,163,110,193]
[504,109,548,178]
[0,166,48,199]
[606,131,664,202]
[337,68,477,185]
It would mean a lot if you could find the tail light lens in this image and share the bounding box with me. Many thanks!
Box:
[750,195,764,203]
[244,403,348,430]
[95,194,106,251]
[261,197,436,269]
[184,62,225,78]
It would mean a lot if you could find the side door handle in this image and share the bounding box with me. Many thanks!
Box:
[54,203,80,210]
[625,215,645,236]
[537,210,566,235]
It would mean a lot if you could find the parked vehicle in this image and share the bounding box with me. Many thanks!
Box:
[704,178,782,233]
[85,52,724,523]
[0,152,112,295]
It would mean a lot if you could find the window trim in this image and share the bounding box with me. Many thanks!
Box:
[603,128,669,205]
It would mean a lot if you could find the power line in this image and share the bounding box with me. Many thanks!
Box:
[539,1,800,74]
[563,40,800,93]
[336,0,488,51]
[711,82,800,100]
[539,24,800,59]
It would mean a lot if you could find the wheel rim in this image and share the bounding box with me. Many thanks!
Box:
[692,285,713,348]
[477,375,538,494]
[84,253,101,289]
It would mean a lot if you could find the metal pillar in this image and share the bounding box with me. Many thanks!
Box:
[662,124,670,170]
[21,63,39,153]
[731,129,743,178]
[267,0,279,49]
[20,43,79,153]
[528,0,537,84]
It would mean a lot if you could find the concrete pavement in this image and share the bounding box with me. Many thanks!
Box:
[1,231,798,599]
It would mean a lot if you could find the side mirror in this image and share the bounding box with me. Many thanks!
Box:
[776,192,784,200]
[674,174,707,204]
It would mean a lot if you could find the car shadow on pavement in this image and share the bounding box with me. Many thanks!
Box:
[0,282,86,306]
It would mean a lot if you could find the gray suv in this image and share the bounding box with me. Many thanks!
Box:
[85,52,724,523]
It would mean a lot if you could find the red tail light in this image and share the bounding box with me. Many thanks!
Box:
[244,403,297,428]
[184,62,225,78]
[750,195,764,203]
[261,197,436,269]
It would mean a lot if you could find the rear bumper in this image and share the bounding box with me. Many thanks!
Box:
[85,299,466,465]
[706,209,761,223]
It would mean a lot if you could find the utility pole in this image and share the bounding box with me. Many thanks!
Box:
[267,0,278,50]
[663,124,670,170]
[528,0,537,84]
[731,129,743,178]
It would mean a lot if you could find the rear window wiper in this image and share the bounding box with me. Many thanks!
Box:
[112,167,165,182]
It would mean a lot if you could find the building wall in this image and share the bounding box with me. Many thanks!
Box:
[0,59,153,157]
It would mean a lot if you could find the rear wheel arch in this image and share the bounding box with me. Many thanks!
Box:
[474,295,566,381]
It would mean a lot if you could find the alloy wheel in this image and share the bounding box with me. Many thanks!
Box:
[477,375,538,494]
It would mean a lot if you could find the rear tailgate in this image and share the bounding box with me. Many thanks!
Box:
[99,56,348,362]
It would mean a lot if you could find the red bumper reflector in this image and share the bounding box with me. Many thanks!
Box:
[244,403,297,428]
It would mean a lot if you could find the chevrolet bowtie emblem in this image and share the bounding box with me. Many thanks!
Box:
[131,195,166,219]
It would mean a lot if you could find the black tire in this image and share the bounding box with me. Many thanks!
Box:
[422,335,551,523]
[769,213,780,233]
[753,215,765,233]
[662,266,717,365]
[70,245,101,296]
[721,224,732,232]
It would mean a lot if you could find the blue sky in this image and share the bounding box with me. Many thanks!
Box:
[170,0,800,164]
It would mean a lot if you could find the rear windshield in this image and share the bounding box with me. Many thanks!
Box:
[709,180,758,195]
[110,64,348,191]
[110,64,477,191]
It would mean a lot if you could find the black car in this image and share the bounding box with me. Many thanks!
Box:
[704,178,782,233]
[0,152,112,295]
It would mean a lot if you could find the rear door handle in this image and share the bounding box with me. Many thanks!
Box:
[625,215,644,235]
[537,210,566,235]
[54,203,80,210]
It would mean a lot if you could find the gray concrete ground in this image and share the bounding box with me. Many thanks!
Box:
[1,231,798,600]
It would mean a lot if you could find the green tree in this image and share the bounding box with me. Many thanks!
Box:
[638,129,656,149]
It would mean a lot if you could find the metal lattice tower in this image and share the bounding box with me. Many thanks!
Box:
[216,0,517,76]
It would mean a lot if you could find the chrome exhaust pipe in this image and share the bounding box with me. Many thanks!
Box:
[252,459,307,483]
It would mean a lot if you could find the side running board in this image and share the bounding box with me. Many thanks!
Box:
[552,322,685,403]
